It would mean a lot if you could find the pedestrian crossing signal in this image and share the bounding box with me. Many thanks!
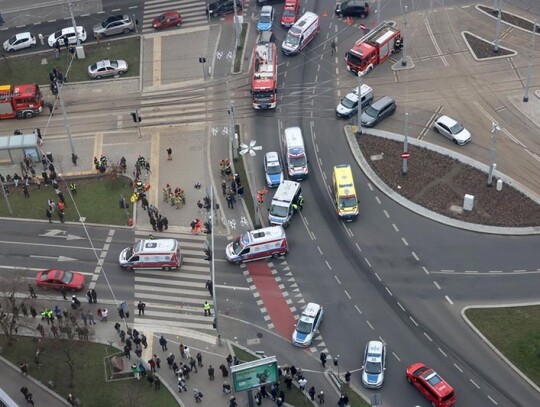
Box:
[131,112,142,123]
[257,192,264,204]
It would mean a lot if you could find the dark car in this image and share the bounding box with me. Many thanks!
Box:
[335,1,369,18]
[360,96,396,127]
[207,0,242,17]
[153,11,182,30]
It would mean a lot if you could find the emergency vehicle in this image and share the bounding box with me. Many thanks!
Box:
[345,21,402,75]
[251,35,278,109]
[226,226,288,264]
[268,180,302,227]
[284,127,308,181]
[281,0,300,27]
[333,164,359,221]
[282,11,320,55]
[0,84,44,119]
[119,239,182,271]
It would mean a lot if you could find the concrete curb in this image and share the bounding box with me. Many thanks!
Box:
[344,126,540,235]
[461,304,540,394]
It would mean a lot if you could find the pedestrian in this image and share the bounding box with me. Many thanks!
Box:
[124,345,131,359]
[22,185,30,198]
[177,376,187,392]
[309,386,316,400]
[45,207,53,223]
[226,192,234,209]
[167,147,172,160]
[38,33,44,45]
[59,286,67,300]
[320,351,327,367]
[81,311,87,326]
[205,280,213,296]
[62,34,69,49]
[345,370,351,384]
[276,397,283,407]
[189,356,197,373]
[255,391,262,406]
[148,358,156,372]
[271,385,278,400]
[184,345,191,359]
[131,363,140,380]
[125,337,133,350]
[28,284,37,298]
[196,352,203,367]
[331,39,336,55]
[21,303,28,317]
[0,13,4,26]
[86,290,92,303]
[193,388,203,403]
[260,384,268,398]
[20,363,29,375]
[203,301,211,316]
[219,363,229,377]
[162,216,169,230]
[298,377,307,391]
[153,354,161,369]
[141,333,148,348]
[91,289,97,303]
[226,354,233,367]
[179,343,185,358]
[208,365,215,380]
[318,390,326,404]
[154,375,161,390]
[284,373,292,390]
[167,353,175,369]
[25,392,35,406]
[58,209,64,223]
[159,335,167,351]
[237,183,244,198]
[221,179,227,195]
[137,301,146,315]
[30,305,37,318]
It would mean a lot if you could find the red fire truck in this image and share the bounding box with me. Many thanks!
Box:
[251,36,278,109]
[0,83,44,119]
[345,21,402,76]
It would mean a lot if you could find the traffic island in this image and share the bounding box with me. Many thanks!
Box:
[461,31,516,61]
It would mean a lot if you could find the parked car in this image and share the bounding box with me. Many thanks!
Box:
[257,6,275,31]
[361,341,386,388]
[360,96,396,127]
[152,11,182,30]
[433,115,471,145]
[264,151,284,187]
[280,0,300,27]
[93,15,134,38]
[336,84,373,119]
[35,269,85,291]
[48,26,87,47]
[3,32,36,52]
[406,363,456,407]
[88,60,128,79]
[292,302,323,347]
[207,0,242,18]
[335,0,369,18]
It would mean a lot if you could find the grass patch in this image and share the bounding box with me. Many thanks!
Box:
[233,125,257,226]
[0,335,177,406]
[0,37,140,84]
[466,306,540,387]
[0,175,133,225]
[233,23,248,73]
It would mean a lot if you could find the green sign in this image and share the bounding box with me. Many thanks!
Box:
[231,356,279,393]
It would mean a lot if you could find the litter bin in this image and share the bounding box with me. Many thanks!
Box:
[46,152,53,163]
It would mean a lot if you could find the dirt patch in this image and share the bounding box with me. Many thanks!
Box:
[358,135,540,227]
[478,5,540,32]
[462,32,515,59]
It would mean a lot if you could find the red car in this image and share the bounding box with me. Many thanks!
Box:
[152,11,182,30]
[280,0,300,27]
[36,269,86,291]
[406,363,456,407]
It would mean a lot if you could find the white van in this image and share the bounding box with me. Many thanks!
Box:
[226,226,288,264]
[282,11,320,55]
[336,84,374,119]
[119,239,182,271]
[284,127,308,181]
[269,180,302,227]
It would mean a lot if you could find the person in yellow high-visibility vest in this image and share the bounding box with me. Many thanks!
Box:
[203,301,212,317]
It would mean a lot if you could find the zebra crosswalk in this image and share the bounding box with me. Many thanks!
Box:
[141,0,208,34]
[133,228,215,333]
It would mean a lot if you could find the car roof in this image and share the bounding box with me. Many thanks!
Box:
[15,32,33,39]
[106,15,128,23]
[265,151,279,161]
[436,115,458,127]
[96,60,113,67]
[162,11,180,17]
[366,340,384,354]
[261,5,273,12]
[371,96,394,109]
[302,302,321,317]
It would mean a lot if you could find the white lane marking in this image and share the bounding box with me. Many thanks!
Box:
[454,363,463,373]
[392,224,399,232]
[433,281,441,290]
[487,395,498,405]
[470,379,480,389]
[366,320,374,330]
[401,237,409,246]
[383,210,390,218]
[397,302,406,312]
[445,295,454,305]
[412,251,419,261]
[392,352,401,362]
[355,305,362,314]
[325,261,332,270]
[317,246,323,255]
[334,275,341,285]
[367,183,374,191]
[375,196,381,204]
[424,18,449,66]
[410,316,419,327]
[364,258,372,267]
[355,243,362,253]
[438,348,447,357]
[374,272,382,282]
[423,266,430,275]
[424,332,433,342]
[385,287,393,296]
[344,290,351,299]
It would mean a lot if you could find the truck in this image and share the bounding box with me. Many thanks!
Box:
[251,33,278,109]
[345,21,402,76]
[0,83,44,119]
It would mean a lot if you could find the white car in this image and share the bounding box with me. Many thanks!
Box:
[336,84,373,119]
[292,302,323,347]
[48,26,87,47]
[88,60,128,79]
[3,32,36,52]
[361,340,386,389]
[433,115,471,145]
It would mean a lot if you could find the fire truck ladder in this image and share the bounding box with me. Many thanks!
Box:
[355,21,396,46]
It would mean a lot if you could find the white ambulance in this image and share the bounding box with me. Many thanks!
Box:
[281,11,320,55]
[119,239,182,271]
[284,126,308,181]
[268,180,302,228]
[226,226,288,264]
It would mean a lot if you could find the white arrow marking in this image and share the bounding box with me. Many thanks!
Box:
[30,255,78,262]
[38,229,84,240]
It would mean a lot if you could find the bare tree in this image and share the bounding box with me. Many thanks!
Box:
[0,275,36,346]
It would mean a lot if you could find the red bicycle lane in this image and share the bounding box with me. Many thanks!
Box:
[246,260,296,339]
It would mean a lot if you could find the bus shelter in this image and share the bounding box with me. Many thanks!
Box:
[0,133,39,165]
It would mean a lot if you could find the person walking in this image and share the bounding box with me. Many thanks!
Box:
[298,377,307,392]
[87,310,96,325]
[344,370,351,384]
[193,388,203,403]
[208,365,215,380]
[86,290,92,304]
[137,301,146,315]
[226,192,234,209]
[196,352,203,367]
[320,351,327,367]
[205,280,213,296]
[309,386,316,401]
[203,301,211,316]
[219,364,229,378]
[60,286,67,300]
[91,289,97,304]
[154,375,161,390]
[159,335,167,351]
[141,333,148,348]
[184,345,191,359]
[28,284,37,298]
[318,390,325,404]
[189,356,197,373]
[166,147,172,160]
[46,207,53,223]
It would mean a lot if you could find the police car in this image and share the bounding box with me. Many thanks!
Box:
[361,340,386,388]
[292,302,323,347]
[264,151,284,187]
[335,84,373,119]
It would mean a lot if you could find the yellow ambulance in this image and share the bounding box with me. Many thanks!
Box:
[333,164,359,222]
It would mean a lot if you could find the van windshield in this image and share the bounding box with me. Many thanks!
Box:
[270,204,289,217]
[285,32,300,46]
[231,237,244,255]
[289,156,306,167]
[341,95,357,109]
[124,247,133,258]
[338,196,357,208]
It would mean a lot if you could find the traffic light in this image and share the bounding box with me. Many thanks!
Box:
[131,112,141,123]
[257,192,264,204]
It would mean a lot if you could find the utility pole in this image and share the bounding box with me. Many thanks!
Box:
[356,73,363,135]
[401,6,409,67]
[523,20,537,102]
[209,186,221,345]
[487,122,500,186]
[0,176,13,215]
[58,94,77,166]
[402,112,409,175]
[67,0,85,58]
[239,140,263,228]
[227,81,238,160]
[494,0,502,53]
[232,0,241,46]
[376,0,381,26]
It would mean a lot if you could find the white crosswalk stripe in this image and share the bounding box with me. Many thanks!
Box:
[133,229,215,333]
[141,0,208,34]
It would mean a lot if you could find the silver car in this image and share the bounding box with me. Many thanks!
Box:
[3,32,36,52]
[93,15,134,38]
[88,60,128,79]
[433,115,471,145]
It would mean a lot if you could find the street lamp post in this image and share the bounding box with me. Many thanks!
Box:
[523,20,537,102]
[494,0,502,53]
[239,140,263,228]
[487,122,500,187]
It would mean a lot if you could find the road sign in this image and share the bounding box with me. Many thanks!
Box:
[231,356,278,392]
[401,152,410,159]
